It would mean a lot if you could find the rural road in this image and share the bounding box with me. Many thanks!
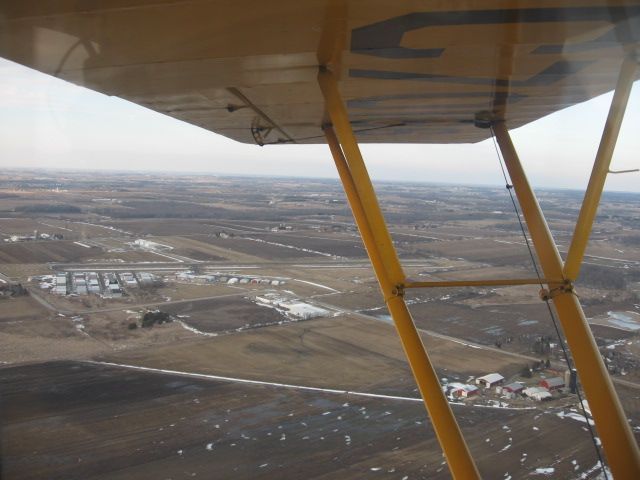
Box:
[27,282,640,392]
[311,297,640,391]
[28,288,253,316]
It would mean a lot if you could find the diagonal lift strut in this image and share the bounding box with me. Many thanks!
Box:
[492,54,640,480]
[318,66,481,480]
[318,51,639,478]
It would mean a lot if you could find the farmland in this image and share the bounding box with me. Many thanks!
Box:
[0,169,639,479]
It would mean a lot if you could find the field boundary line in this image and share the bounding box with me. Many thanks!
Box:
[87,360,536,410]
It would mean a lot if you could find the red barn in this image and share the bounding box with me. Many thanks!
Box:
[540,377,565,391]
[503,382,524,394]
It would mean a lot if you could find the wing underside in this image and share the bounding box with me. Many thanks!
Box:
[1,0,639,145]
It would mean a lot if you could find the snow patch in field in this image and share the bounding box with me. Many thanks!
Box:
[556,410,594,425]
[292,278,339,292]
[177,321,218,337]
[531,467,554,476]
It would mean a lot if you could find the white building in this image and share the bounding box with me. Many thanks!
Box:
[476,373,505,388]
[523,386,552,401]
[282,302,328,320]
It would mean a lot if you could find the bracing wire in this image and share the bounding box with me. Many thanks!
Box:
[489,126,609,480]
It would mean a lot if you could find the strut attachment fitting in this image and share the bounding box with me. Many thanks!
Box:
[539,280,575,302]
[474,110,494,129]
[391,284,405,297]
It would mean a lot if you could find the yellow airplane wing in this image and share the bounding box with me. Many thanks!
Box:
[0,0,638,145]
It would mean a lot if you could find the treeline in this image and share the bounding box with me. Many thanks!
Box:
[0,283,28,298]
[15,204,81,213]
[94,201,352,222]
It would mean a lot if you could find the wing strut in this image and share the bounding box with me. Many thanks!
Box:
[564,56,638,281]
[492,55,640,477]
[318,66,481,480]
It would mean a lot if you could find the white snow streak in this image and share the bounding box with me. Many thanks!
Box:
[89,361,535,410]
[292,278,339,292]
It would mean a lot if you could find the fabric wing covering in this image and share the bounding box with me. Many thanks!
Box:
[1,0,639,145]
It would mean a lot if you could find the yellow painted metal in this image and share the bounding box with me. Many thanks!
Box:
[403,278,558,289]
[320,68,480,480]
[318,68,405,283]
[564,56,638,281]
[324,126,394,296]
[493,121,640,480]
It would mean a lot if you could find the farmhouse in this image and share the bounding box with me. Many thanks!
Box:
[540,377,565,391]
[476,373,504,388]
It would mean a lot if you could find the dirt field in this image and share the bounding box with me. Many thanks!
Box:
[0,242,102,263]
[194,235,326,260]
[0,296,48,323]
[0,242,164,264]
[0,361,604,480]
[103,316,528,394]
[162,296,287,334]
[0,172,638,479]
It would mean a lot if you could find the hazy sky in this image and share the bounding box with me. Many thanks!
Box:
[0,57,638,192]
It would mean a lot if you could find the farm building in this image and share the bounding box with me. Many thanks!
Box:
[476,373,504,388]
[540,377,565,391]
[282,302,328,320]
[445,383,479,399]
[120,272,138,287]
[502,382,525,394]
[523,386,552,401]
[87,272,100,293]
[136,272,156,286]
[53,274,68,295]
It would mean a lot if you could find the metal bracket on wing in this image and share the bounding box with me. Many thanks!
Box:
[226,87,295,146]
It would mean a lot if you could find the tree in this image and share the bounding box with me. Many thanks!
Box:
[521,365,532,378]
[141,310,172,328]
